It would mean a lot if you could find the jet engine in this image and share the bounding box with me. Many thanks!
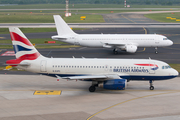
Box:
[125,45,137,53]
[98,79,127,90]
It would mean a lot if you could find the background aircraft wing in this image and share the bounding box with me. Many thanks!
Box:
[102,42,138,53]
[102,42,126,48]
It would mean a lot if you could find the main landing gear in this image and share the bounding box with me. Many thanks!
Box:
[149,80,154,90]
[113,48,118,55]
[89,81,98,92]
[89,86,96,92]
[155,47,158,54]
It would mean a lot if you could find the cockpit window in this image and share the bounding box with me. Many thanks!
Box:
[162,65,171,69]
[163,38,168,40]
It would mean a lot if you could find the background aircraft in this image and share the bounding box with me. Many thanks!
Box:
[6,27,178,92]
[52,15,173,54]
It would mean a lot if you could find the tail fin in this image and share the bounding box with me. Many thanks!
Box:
[53,15,76,36]
[6,27,41,65]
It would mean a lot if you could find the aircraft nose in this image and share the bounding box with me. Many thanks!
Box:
[171,69,179,76]
[167,40,173,46]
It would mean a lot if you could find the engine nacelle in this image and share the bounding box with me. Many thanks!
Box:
[125,45,137,53]
[98,79,127,90]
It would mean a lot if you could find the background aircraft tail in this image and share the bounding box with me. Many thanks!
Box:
[53,15,76,36]
[6,27,41,65]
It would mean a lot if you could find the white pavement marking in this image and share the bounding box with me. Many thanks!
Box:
[0,51,15,56]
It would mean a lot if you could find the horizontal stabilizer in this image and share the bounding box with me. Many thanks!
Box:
[6,59,30,66]
[19,62,30,66]
[51,35,67,41]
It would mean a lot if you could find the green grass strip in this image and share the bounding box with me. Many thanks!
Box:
[0,44,80,49]
[0,12,104,23]
[144,12,180,23]
[0,38,67,44]
[0,28,87,34]
[169,64,180,73]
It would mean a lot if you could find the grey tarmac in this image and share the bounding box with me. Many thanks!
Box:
[0,75,180,120]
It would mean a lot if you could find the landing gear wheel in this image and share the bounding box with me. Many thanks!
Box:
[89,86,96,92]
[113,49,118,55]
[149,80,154,90]
[150,86,154,90]
[155,47,158,54]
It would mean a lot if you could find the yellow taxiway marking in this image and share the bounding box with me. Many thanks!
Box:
[0,37,5,39]
[86,91,180,120]
[34,90,62,95]
[121,15,136,23]
[137,47,146,52]
[121,15,148,34]
[142,27,147,34]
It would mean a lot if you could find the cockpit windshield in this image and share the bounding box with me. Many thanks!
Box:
[162,65,171,69]
[163,38,168,40]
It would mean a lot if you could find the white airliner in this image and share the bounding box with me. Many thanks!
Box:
[6,27,178,92]
[52,15,173,54]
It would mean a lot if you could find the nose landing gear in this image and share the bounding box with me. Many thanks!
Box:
[149,80,154,90]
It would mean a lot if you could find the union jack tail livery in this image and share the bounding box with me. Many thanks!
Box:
[6,27,41,66]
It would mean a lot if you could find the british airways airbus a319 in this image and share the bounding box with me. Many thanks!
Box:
[52,15,173,54]
[6,27,178,92]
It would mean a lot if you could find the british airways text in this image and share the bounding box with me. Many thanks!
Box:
[113,68,149,73]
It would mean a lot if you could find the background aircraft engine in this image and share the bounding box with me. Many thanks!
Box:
[125,45,137,53]
[98,79,127,90]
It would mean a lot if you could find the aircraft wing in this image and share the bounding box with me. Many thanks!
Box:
[56,74,122,81]
[102,42,125,48]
